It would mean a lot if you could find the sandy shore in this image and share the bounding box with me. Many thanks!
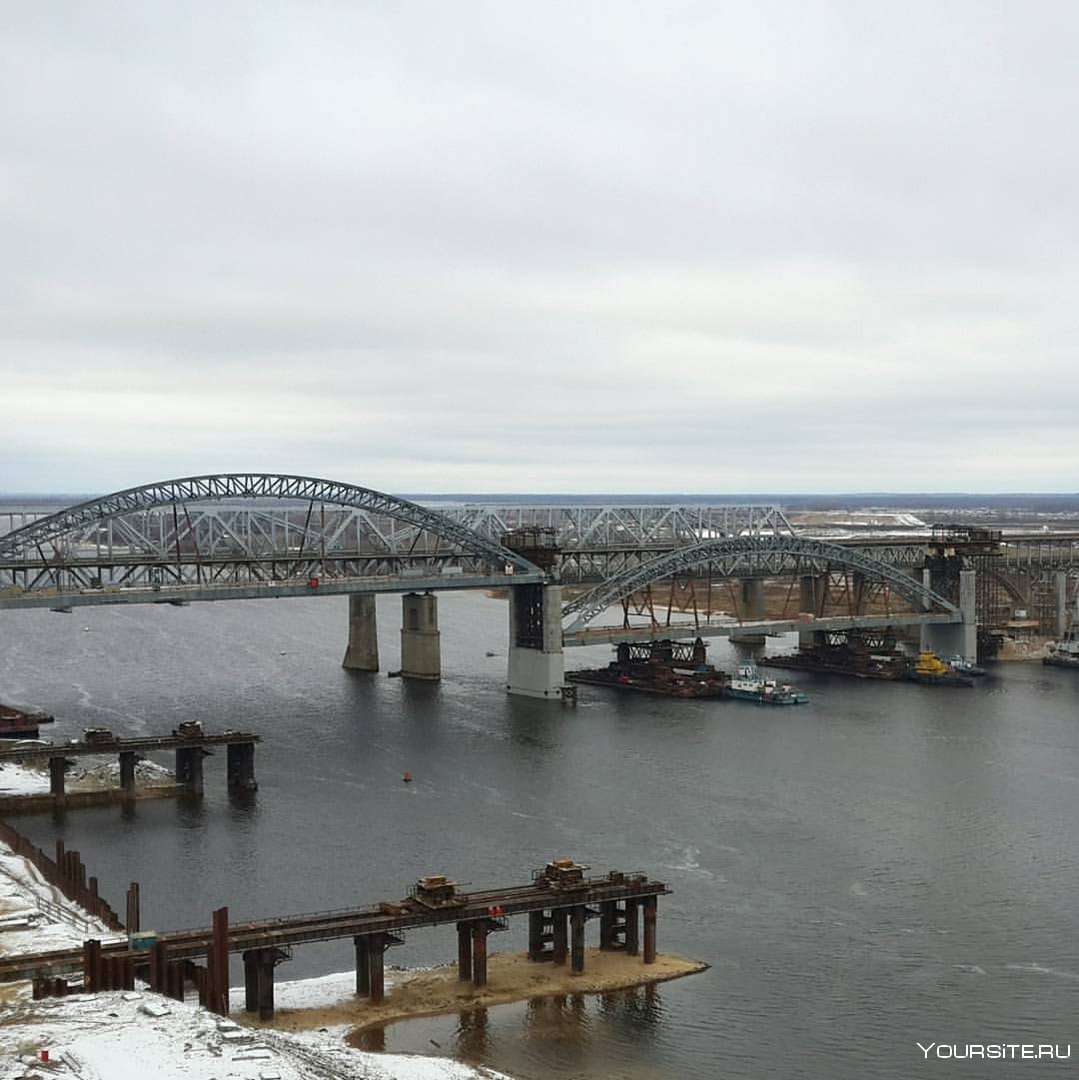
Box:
[252,949,707,1035]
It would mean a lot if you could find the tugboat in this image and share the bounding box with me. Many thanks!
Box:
[727,663,809,705]
[566,638,730,698]
[1043,627,1079,669]
[908,651,974,687]
[947,654,987,676]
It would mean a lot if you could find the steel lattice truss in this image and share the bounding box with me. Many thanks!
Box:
[0,475,541,594]
[444,503,797,583]
[562,535,960,632]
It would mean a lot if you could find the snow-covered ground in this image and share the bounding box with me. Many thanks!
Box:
[1,990,512,1080]
[0,758,173,797]
[0,840,514,1080]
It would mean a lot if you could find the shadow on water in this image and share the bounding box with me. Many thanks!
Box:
[349,985,669,1080]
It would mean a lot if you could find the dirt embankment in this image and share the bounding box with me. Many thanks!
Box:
[251,949,707,1036]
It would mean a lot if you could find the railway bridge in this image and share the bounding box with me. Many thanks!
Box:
[3,474,1057,698]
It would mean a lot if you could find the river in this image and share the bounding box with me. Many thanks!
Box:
[2,588,1077,1078]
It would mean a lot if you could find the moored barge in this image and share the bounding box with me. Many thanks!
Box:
[566,638,730,698]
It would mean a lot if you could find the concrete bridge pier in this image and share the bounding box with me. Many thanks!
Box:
[1056,571,1070,637]
[920,568,977,663]
[741,578,765,620]
[400,592,441,679]
[343,593,379,671]
[507,583,565,699]
[798,574,827,647]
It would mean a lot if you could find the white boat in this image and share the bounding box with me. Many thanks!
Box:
[1044,628,1079,669]
[727,663,808,705]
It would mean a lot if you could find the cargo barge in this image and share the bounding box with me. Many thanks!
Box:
[566,638,731,698]
[0,703,55,739]
[759,647,909,681]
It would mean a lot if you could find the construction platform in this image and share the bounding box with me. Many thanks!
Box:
[11,862,670,1022]
[0,725,260,803]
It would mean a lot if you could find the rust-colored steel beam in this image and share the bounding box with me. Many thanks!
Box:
[642,895,657,964]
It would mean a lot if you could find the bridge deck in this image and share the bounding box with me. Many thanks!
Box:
[0,873,668,980]
[0,732,260,762]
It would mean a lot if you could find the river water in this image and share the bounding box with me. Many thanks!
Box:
[2,589,1077,1078]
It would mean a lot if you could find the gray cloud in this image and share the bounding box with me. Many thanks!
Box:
[2,1,1078,494]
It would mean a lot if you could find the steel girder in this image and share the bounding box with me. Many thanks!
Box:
[442,504,797,546]
[0,474,540,575]
[562,535,960,632]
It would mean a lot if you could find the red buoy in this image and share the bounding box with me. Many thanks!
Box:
[403,771,412,782]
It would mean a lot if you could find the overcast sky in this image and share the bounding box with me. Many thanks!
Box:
[2,2,1077,495]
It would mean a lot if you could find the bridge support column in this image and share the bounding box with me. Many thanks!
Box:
[1056,571,1069,637]
[400,592,440,680]
[175,746,204,795]
[599,901,617,950]
[457,923,472,981]
[48,756,66,799]
[798,574,826,647]
[570,906,585,975]
[343,593,380,671]
[242,947,288,1021]
[119,751,137,794]
[551,907,568,965]
[507,583,565,698]
[528,910,546,961]
[227,742,257,793]
[624,899,640,956]
[642,896,657,964]
[741,578,765,620]
[354,936,370,996]
[471,922,490,988]
[920,568,977,664]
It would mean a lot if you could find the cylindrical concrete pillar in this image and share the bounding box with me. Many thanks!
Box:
[343,593,380,671]
[400,592,441,680]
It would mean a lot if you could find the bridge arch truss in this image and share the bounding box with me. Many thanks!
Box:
[562,535,959,632]
[0,474,542,594]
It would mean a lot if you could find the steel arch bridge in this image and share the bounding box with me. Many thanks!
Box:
[562,535,960,634]
[0,474,543,605]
